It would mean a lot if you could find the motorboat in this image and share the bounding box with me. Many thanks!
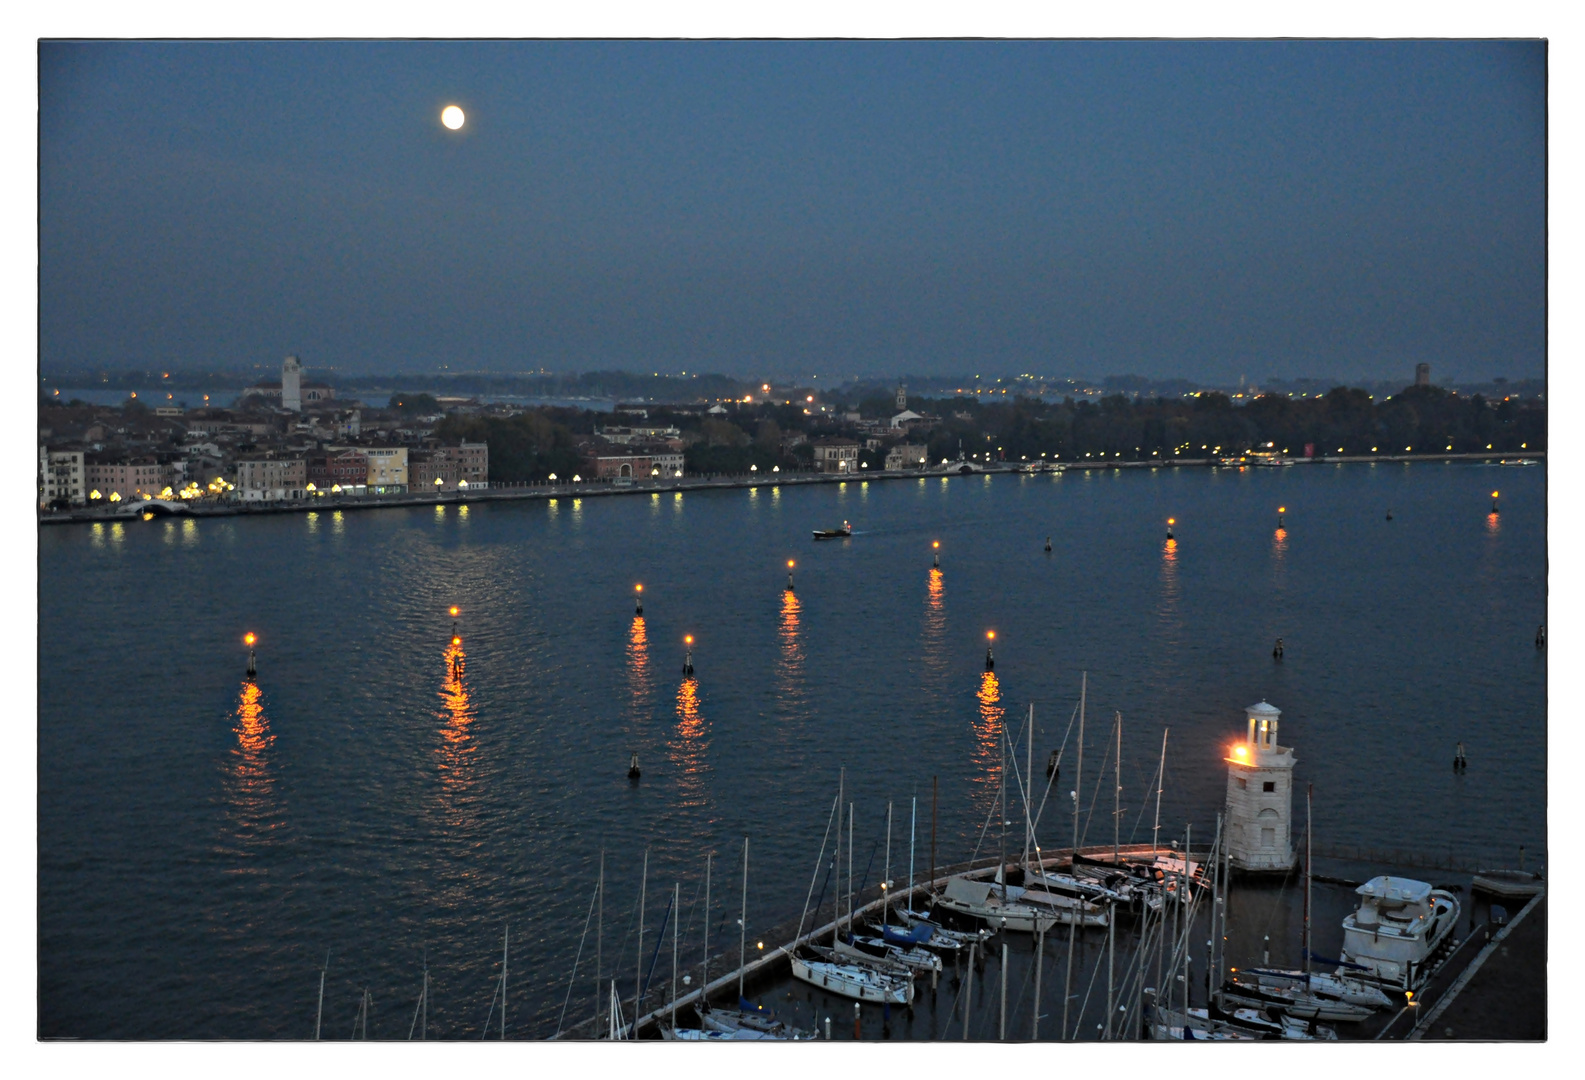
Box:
[930,877,1060,933]
[812,521,851,539]
[1339,876,1461,991]
[791,947,913,1005]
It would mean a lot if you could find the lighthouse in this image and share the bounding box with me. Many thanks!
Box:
[1223,701,1297,872]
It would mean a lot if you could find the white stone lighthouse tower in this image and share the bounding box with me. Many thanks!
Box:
[1223,700,1297,872]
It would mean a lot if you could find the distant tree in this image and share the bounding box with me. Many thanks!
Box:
[390,392,441,416]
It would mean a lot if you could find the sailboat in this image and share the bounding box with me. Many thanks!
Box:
[789,775,914,1005]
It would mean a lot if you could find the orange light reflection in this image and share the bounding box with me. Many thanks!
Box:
[971,671,1004,817]
[669,677,710,808]
[1486,511,1501,535]
[436,638,476,790]
[223,679,282,857]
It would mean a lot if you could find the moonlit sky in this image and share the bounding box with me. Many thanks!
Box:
[39,40,1546,382]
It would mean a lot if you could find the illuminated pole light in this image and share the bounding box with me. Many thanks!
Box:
[244,632,258,678]
[1491,491,1500,514]
[1277,506,1286,529]
[1166,517,1176,541]
[985,630,996,672]
[683,635,695,676]
[932,540,940,568]
[786,560,796,592]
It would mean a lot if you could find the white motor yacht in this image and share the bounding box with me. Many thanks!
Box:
[931,877,1059,933]
[1339,876,1460,991]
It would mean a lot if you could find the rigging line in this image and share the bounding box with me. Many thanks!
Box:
[1070,918,1111,1040]
[1032,700,1080,840]
[1126,729,1166,844]
[794,789,841,946]
[641,891,676,999]
[935,961,973,1040]
[1077,721,1115,850]
[554,874,602,1038]
[967,765,1005,866]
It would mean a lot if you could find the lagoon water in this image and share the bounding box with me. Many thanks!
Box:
[37,462,1545,1038]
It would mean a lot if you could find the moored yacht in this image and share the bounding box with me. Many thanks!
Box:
[1339,876,1460,991]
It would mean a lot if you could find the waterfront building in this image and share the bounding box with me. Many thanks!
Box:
[1223,700,1298,872]
[307,449,369,492]
[884,444,930,471]
[583,442,684,480]
[233,454,308,501]
[38,446,86,508]
[85,454,164,501]
[358,446,409,491]
[811,437,860,473]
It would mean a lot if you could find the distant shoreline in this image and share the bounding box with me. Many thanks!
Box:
[37,451,1542,527]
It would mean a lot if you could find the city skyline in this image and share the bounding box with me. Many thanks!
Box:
[41,40,1546,384]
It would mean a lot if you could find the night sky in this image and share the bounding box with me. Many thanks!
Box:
[39,40,1546,383]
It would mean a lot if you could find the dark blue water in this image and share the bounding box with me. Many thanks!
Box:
[37,461,1545,1039]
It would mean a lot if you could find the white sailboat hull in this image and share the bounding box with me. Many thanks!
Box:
[790,955,913,1005]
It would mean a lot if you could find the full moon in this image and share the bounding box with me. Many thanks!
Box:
[441,105,465,130]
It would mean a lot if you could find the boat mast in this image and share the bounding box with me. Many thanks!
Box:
[702,853,711,1007]
[884,801,893,926]
[595,848,604,1032]
[1181,823,1191,1018]
[672,881,680,1024]
[501,923,508,1040]
[1304,783,1313,977]
[739,836,749,999]
[1152,728,1168,858]
[315,951,327,1040]
[1114,711,1122,865]
[909,795,917,912]
[1025,702,1034,871]
[847,803,855,936]
[1063,672,1085,1040]
[999,724,1007,900]
[931,776,938,900]
[833,768,844,947]
[635,847,647,1034]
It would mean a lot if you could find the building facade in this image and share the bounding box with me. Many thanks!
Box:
[234,455,308,501]
[85,455,164,501]
[812,438,860,473]
[307,449,369,492]
[39,446,86,508]
[884,444,930,471]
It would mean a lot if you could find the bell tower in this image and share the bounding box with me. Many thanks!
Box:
[282,355,303,413]
[896,383,907,412]
[1223,700,1297,872]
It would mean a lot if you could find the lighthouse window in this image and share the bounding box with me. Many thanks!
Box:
[1237,778,1247,790]
[1262,781,1276,793]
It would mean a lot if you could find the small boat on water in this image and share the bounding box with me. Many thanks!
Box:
[790,948,913,1005]
[1192,1006,1337,1041]
[1219,972,1379,1023]
[663,1024,779,1041]
[1232,967,1393,1011]
[892,908,994,951]
[840,931,943,974]
[698,999,816,1040]
[812,521,852,539]
[1471,868,1545,899]
[931,876,1060,933]
[1339,876,1461,991]
[1148,1006,1260,1041]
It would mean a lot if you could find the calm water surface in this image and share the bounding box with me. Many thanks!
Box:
[37,462,1546,1038]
